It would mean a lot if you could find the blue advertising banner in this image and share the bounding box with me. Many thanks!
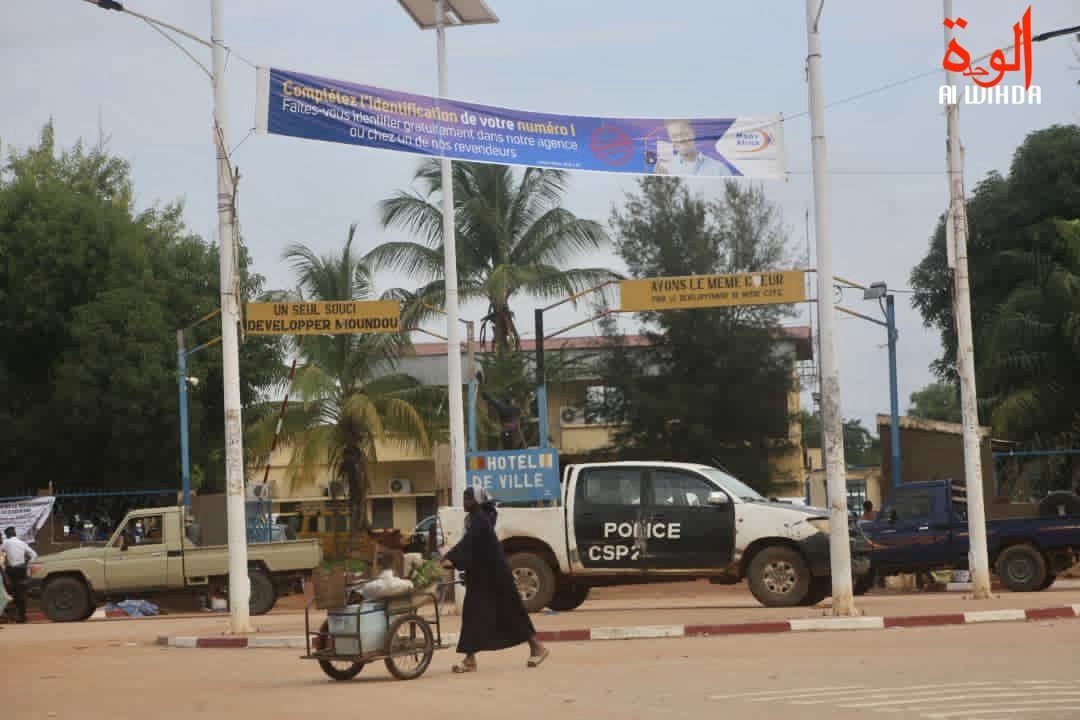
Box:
[256,67,784,179]
[466,447,560,504]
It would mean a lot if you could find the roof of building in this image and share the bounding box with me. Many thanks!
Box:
[875,413,993,438]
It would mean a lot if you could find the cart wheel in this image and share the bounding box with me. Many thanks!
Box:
[315,620,365,681]
[384,614,435,681]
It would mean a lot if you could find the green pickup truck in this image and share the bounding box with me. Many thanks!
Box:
[28,505,322,622]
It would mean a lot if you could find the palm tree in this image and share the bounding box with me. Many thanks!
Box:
[368,161,616,354]
[251,225,441,537]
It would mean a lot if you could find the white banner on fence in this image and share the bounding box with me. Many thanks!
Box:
[0,496,55,543]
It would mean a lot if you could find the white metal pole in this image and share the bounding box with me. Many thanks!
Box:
[435,0,468,616]
[435,0,467,508]
[943,0,992,599]
[211,0,253,632]
[804,0,855,615]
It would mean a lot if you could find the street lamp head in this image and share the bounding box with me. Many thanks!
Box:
[84,0,125,10]
[863,281,888,301]
[397,0,499,29]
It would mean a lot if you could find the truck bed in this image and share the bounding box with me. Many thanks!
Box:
[183,538,322,579]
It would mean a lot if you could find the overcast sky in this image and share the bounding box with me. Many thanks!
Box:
[4,0,1078,433]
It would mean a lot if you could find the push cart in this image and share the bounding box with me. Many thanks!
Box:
[302,580,453,682]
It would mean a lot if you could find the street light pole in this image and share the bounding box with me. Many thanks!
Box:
[804,0,855,615]
[433,0,468,509]
[943,0,991,600]
[210,0,253,631]
[885,293,901,492]
[399,0,499,506]
[178,330,192,511]
[838,281,901,493]
[84,0,251,631]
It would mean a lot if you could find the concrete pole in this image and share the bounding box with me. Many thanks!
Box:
[211,0,253,632]
[804,0,855,615]
[943,0,992,599]
[435,0,467,509]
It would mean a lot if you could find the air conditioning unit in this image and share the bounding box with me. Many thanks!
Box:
[388,478,412,495]
[246,483,271,501]
[560,406,586,426]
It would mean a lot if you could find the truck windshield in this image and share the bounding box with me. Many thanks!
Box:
[698,468,765,502]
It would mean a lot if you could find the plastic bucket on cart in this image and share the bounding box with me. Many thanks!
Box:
[356,601,387,654]
[327,602,387,655]
[327,604,363,655]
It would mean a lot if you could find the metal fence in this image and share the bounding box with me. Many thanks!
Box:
[0,488,179,545]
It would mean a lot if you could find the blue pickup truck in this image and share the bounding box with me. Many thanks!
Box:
[860,480,1080,592]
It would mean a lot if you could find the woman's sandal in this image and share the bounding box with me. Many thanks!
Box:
[527,647,550,668]
[452,662,477,674]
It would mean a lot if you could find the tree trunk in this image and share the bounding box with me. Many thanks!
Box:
[493,304,517,355]
[342,447,368,558]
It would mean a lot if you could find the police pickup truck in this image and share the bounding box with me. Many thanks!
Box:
[439,461,871,611]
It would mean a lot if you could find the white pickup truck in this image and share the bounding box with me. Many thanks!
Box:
[440,461,871,611]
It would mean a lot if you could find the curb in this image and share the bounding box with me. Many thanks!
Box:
[921,579,1080,593]
[157,603,1080,649]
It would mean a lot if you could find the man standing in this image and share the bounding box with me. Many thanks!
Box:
[2,527,37,623]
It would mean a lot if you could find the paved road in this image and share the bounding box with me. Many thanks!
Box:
[9,595,1080,720]
[93,582,1080,639]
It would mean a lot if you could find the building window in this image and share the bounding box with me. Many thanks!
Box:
[415,495,437,523]
[371,499,394,529]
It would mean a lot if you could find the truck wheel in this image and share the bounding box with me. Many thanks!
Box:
[747,545,811,607]
[548,583,590,612]
[42,576,91,622]
[996,544,1047,592]
[799,577,830,606]
[509,553,556,613]
[249,569,276,615]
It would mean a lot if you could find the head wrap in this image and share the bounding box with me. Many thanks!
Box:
[464,486,493,504]
[464,486,498,527]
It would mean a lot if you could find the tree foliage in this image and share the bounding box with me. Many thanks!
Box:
[0,123,283,493]
[799,412,881,466]
[370,160,616,354]
[593,178,798,491]
[910,125,1080,445]
[908,382,962,423]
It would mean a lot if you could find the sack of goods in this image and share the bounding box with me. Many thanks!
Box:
[360,569,414,600]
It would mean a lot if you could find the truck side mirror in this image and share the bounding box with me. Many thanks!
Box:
[707,491,730,506]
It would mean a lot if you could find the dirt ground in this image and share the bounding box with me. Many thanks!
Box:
[63,581,1080,641]
[7,591,1080,720]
